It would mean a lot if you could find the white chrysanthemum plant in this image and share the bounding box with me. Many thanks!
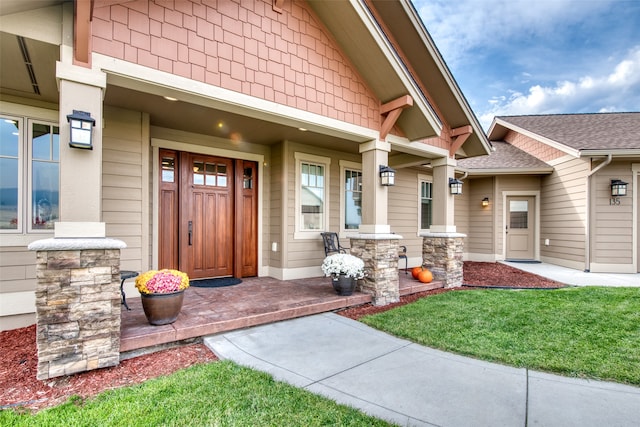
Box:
[321,253,365,279]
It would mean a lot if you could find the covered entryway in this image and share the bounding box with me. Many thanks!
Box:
[158,149,258,279]
[506,196,536,260]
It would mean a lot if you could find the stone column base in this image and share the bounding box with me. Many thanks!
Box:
[350,234,401,306]
[29,238,126,380]
[421,232,466,288]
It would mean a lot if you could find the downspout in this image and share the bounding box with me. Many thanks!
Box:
[584,154,612,271]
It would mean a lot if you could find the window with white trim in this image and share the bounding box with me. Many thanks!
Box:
[340,160,362,232]
[295,153,330,236]
[419,178,433,231]
[0,115,60,233]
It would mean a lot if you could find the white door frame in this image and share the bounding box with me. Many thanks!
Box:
[501,190,540,261]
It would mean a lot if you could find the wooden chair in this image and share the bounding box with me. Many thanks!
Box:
[320,232,349,256]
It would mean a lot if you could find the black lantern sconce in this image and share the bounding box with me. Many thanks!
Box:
[66,110,95,150]
[482,197,490,207]
[449,177,463,195]
[610,179,628,197]
[379,165,396,186]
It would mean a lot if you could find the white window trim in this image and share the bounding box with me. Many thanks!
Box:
[339,160,362,237]
[0,114,24,235]
[294,152,331,239]
[418,173,433,234]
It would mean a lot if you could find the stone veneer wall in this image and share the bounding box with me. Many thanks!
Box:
[421,233,466,288]
[29,238,126,380]
[350,236,400,306]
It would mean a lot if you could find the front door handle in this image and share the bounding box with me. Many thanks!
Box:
[188,221,193,246]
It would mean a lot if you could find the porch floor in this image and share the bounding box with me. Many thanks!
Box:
[120,273,441,353]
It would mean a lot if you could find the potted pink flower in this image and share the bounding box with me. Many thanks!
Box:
[135,269,190,325]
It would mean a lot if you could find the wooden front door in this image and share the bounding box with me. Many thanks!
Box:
[506,196,535,260]
[181,153,234,278]
[158,149,258,279]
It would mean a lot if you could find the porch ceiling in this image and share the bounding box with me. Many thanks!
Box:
[0,31,59,104]
[104,84,364,154]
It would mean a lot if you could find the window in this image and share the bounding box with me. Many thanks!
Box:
[295,152,330,237]
[419,178,433,230]
[340,161,362,232]
[0,115,59,233]
[509,200,528,229]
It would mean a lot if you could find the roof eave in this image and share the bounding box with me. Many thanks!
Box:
[579,149,640,157]
[460,167,555,176]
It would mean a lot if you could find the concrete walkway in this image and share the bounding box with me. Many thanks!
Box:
[502,261,640,287]
[205,313,640,427]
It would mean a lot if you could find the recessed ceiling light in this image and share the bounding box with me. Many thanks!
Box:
[163,96,178,101]
[298,127,308,132]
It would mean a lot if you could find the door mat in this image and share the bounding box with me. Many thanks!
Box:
[504,260,542,264]
[190,277,242,288]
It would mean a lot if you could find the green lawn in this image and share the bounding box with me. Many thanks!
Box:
[361,287,640,385]
[1,361,392,426]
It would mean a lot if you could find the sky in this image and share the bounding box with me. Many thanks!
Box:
[412,0,640,130]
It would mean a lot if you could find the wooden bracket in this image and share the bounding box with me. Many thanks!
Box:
[273,0,284,13]
[379,95,413,140]
[449,125,473,158]
[73,0,94,67]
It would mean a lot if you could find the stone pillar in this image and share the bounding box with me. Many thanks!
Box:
[350,235,401,305]
[421,232,465,288]
[28,236,126,380]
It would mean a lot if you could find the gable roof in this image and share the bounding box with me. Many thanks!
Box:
[489,112,640,155]
[457,141,553,175]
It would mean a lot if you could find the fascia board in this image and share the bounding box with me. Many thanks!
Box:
[580,149,640,157]
[459,168,554,176]
[93,53,379,143]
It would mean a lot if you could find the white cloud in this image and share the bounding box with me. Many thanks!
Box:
[479,47,640,129]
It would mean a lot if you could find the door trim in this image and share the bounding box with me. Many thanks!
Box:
[151,138,265,276]
[501,190,540,261]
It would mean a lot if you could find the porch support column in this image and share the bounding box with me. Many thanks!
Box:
[350,139,400,306]
[57,62,106,223]
[421,156,465,288]
[359,139,391,234]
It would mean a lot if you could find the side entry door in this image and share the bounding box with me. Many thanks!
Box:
[506,196,535,260]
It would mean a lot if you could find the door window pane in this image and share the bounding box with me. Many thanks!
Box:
[161,156,175,182]
[510,200,528,229]
[344,169,362,230]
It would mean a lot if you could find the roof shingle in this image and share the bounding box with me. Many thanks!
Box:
[458,141,552,171]
[495,112,640,151]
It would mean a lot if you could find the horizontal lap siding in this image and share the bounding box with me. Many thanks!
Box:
[389,169,422,262]
[540,158,588,263]
[592,162,634,264]
[270,142,284,268]
[466,178,494,254]
[102,107,145,272]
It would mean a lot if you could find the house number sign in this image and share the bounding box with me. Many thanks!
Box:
[609,198,622,206]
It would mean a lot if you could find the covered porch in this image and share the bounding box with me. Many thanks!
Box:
[120,274,440,354]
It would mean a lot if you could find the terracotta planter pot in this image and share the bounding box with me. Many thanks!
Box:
[140,290,185,325]
[332,274,356,296]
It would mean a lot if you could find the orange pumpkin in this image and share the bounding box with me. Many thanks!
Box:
[411,266,423,280]
[417,269,433,283]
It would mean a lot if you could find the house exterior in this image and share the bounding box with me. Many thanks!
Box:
[0,0,490,331]
[458,113,640,274]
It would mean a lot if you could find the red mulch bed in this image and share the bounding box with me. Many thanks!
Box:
[0,262,564,413]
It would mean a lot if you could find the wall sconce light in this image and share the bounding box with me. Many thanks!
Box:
[66,110,95,150]
[482,197,490,207]
[610,179,628,197]
[449,177,463,195]
[379,165,396,186]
